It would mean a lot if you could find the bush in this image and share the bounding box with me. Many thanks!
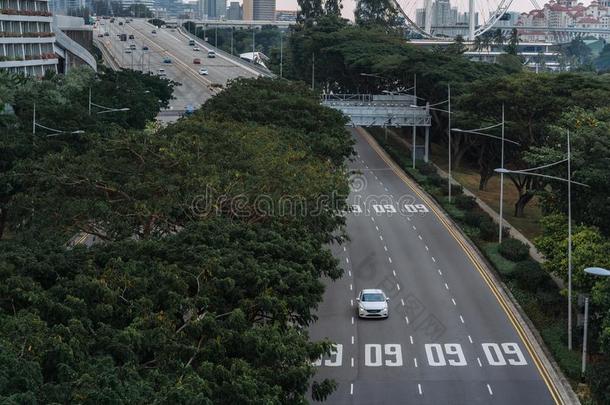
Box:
[425,172,444,187]
[510,260,547,292]
[498,238,530,262]
[479,219,497,242]
[463,211,485,227]
[441,183,463,196]
[589,357,610,404]
[418,162,437,176]
[454,194,476,211]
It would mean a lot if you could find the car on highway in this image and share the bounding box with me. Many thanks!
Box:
[163,58,172,64]
[142,45,149,51]
[104,32,109,36]
[151,29,157,34]
[97,33,104,37]
[207,50,216,58]
[129,43,136,50]
[188,39,195,46]
[193,46,200,51]
[118,21,123,26]
[193,58,201,64]
[357,289,389,318]
[124,48,132,53]
[198,67,208,75]
[128,34,134,39]
[157,68,166,76]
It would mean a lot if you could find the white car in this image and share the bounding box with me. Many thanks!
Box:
[157,68,166,77]
[357,289,389,318]
[193,46,200,51]
[198,67,208,75]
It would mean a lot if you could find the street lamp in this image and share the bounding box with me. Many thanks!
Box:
[453,104,519,243]
[88,88,131,115]
[410,84,452,199]
[581,267,610,376]
[494,134,588,352]
[32,103,84,136]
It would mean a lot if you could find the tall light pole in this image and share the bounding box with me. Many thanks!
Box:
[412,73,417,169]
[453,108,514,241]
[88,88,131,115]
[311,52,315,91]
[495,152,589,352]
[32,103,85,135]
[582,267,610,376]
[231,26,234,55]
[279,30,283,79]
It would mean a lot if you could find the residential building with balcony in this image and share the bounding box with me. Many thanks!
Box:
[0,0,58,75]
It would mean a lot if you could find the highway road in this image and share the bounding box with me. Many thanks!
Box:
[93,18,258,119]
[309,128,565,404]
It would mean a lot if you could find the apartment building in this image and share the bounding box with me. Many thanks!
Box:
[0,0,58,76]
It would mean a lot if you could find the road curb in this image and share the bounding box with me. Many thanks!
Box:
[358,127,580,405]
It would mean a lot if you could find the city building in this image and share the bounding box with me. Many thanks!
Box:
[120,0,156,12]
[226,1,242,20]
[275,9,296,21]
[53,14,96,73]
[0,0,59,76]
[242,0,252,20]
[197,0,226,19]
[253,0,274,20]
[416,0,477,36]
[518,0,610,40]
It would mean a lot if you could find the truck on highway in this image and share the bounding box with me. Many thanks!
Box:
[119,33,127,41]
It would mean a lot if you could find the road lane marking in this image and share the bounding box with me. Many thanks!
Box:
[487,384,493,395]
[350,383,354,395]
[418,384,423,395]
[375,225,379,231]
[343,246,346,251]
[405,316,410,325]
[352,317,354,325]
[412,225,417,230]
[418,235,423,240]
[401,298,405,306]
[392,270,397,277]
[348,270,352,277]
[350,284,353,291]
[469,335,473,344]
[438,269,443,275]
[379,235,383,240]
[425,245,429,251]
[477,357,483,367]
[351,336,355,344]
[388,257,392,263]
[362,130,563,404]
[414,358,418,367]
[445,283,449,290]
[371,217,375,222]
[351,299,354,307]
[351,357,354,367]
[452,298,457,306]
[432,256,436,262]
[410,336,414,344]
[346,257,349,263]
[384,245,388,251]
[460,315,465,324]
[396,283,400,291]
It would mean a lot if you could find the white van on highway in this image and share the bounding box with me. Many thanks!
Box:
[207,50,216,58]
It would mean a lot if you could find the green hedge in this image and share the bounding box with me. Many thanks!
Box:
[498,238,530,262]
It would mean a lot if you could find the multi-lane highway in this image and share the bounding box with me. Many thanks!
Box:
[93,18,258,119]
[309,128,569,404]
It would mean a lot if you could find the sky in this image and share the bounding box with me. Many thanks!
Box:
[274,0,589,17]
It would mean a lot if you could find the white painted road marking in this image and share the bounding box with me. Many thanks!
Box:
[432,256,436,262]
[460,315,465,324]
[487,384,493,395]
[388,257,392,263]
[477,357,483,367]
[351,336,355,344]
[468,335,473,344]
[396,283,401,291]
[414,357,418,367]
[401,298,405,306]
[452,298,457,306]
[418,384,423,395]
[445,283,449,290]
[410,336,414,344]
[392,270,397,277]
[350,383,354,395]
[405,316,410,325]
[418,235,423,240]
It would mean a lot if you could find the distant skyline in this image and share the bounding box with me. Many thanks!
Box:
[275,0,595,18]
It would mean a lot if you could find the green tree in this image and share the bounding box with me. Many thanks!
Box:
[505,28,519,55]
[354,0,401,29]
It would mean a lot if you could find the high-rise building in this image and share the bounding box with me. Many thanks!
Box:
[253,0,274,20]
[242,0,253,20]
[227,2,242,20]
[197,0,225,19]
[0,0,58,76]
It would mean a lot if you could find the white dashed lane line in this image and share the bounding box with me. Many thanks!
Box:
[401,298,405,306]
[460,315,465,324]
[392,269,397,277]
[414,358,418,368]
[350,383,354,395]
[487,384,493,396]
[452,298,457,306]
[418,384,423,395]
[468,335,473,344]
[405,316,410,325]
[477,357,483,367]
[410,335,414,344]
[445,283,449,290]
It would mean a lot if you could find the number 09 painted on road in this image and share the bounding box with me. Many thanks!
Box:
[424,343,467,366]
[364,344,403,366]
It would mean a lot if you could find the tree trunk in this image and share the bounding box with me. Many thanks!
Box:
[0,208,6,240]
[479,171,492,191]
[514,191,534,217]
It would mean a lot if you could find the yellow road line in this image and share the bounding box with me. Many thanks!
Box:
[74,233,88,246]
[358,128,563,405]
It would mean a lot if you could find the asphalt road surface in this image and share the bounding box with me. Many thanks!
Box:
[93,18,258,116]
[309,128,561,405]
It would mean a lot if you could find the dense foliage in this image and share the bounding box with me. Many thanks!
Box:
[0,72,353,402]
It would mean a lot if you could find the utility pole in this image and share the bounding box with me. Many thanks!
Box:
[88,87,92,115]
[252,27,255,55]
[231,27,234,55]
[412,73,417,169]
[32,103,36,135]
[581,296,589,376]
[279,31,283,79]
[311,53,315,91]
[447,84,452,202]
[499,103,505,243]
[215,25,217,47]
[567,129,572,350]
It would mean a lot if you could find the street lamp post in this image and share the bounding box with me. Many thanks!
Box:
[412,73,417,169]
[495,148,589,352]
[582,267,610,376]
[32,103,85,136]
[88,89,131,115]
[279,30,283,79]
[453,105,514,241]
